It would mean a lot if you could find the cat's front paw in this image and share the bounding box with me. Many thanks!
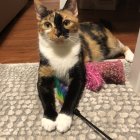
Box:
[56,113,72,133]
[42,118,56,132]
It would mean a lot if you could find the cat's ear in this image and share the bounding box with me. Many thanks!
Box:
[34,0,50,20]
[63,0,78,17]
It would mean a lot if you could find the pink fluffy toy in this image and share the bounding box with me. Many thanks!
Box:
[86,60,125,91]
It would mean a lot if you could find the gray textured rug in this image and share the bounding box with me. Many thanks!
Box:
[0,61,140,140]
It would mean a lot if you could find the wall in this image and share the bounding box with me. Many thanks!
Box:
[129,29,140,93]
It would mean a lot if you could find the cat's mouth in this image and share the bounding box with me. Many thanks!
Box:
[55,38,64,43]
[51,37,68,44]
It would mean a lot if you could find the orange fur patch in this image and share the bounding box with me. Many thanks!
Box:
[39,66,54,77]
[59,10,79,32]
[105,28,118,50]
[59,10,78,23]
[80,31,104,61]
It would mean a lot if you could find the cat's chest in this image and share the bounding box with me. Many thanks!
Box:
[39,40,81,81]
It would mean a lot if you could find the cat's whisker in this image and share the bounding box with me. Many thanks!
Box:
[68,38,75,42]
[68,37,78,41]
[69,37,79,42]
[68,38,76,43]
[66,32,78,36]
[69,37,77,40]
[69,32,79,35]
[45,38,54,42]
[68,38,78,44]
[69,36,79,40]
[69,35,79,38]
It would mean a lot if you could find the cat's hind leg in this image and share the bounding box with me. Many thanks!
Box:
[118,40,134,62]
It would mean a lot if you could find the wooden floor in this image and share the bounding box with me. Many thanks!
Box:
[0,1,139,64]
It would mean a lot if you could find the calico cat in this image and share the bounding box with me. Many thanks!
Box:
[35,0,134,133]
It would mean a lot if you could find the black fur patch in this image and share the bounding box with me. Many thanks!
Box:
[54,13,69,38]
[39,54,49,66]
[41,10,53,19]
[80,23,110,57]
[97,19,113,31]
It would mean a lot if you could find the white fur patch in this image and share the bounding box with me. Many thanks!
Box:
[39,34,81,83]
[56,113,72,133]
[118,40,134,62]
[125,49,134,62]
[42,118,56,132]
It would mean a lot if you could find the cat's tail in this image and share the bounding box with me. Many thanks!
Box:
[97,19,113,31]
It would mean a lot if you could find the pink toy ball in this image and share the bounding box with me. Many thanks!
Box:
[85,60,125,92]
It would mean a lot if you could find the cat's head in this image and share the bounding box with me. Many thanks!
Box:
[35,0,79,44]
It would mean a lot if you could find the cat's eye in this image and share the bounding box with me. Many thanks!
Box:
[63,20,71,26]
[44,22,52,29]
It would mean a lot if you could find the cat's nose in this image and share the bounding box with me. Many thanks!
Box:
[56,31,61,38]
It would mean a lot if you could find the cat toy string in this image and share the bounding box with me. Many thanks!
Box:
[74,109,113,140]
